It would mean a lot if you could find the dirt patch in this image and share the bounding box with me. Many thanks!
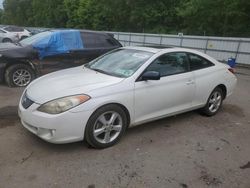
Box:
[240,162,250,169]
[0,106,19,128]
[199,171,222,186]
[220,138,230,145]
[222,104,245,117]
[180,183,188,188]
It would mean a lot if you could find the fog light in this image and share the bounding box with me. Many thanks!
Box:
[37,128,55,139]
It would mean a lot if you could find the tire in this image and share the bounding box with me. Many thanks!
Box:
[85,104,128,149]
[5,64,35,87]
[200,87,223,116]
[2,38,12,43]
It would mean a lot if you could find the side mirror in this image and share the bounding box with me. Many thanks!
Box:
[141,71,161,81]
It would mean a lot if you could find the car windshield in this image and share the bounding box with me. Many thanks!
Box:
[20,31,52,46]
[85,49,153,78]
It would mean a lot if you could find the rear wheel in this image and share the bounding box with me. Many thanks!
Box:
[5,64,35,87]
[85,104,128,149]
[201,87,223,116]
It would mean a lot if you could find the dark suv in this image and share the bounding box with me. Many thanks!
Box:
[0,29,122,87]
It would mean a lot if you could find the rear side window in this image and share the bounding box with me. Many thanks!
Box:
[81,32,96,48]
[97,35,117,47]
[188,53,214,71]
[81,32,116,48]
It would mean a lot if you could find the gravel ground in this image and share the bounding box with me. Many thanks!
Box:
[0,67,250,188]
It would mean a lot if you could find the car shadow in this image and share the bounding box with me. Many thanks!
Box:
[3,102,239,153]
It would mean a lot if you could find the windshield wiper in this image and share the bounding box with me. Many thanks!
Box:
[89,67,124,78]
[90,68,116,77]
[91,68,109,75]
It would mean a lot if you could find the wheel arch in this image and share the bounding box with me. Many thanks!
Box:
[89,102,131,127]
[84,102,130,148]
[4,60,38,87]
[4,60,38,77]
[216,84,227,99]
[2,38,12,42]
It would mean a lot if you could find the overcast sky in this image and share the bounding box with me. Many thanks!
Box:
[0,0,3,9]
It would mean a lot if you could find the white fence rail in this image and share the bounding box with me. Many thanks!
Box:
[109,32,250,65]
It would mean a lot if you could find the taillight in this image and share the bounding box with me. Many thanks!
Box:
[228,68,235,74]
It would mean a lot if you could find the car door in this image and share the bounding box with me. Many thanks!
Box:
[39,53,75,75]
[134,52,195,124]
[38,31,84,75]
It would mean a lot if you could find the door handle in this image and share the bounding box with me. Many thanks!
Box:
[186,80,194,85]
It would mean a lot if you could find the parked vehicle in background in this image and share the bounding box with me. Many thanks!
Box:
[0,28,19,43]
[18,46,237,148]
[26,28,49,36]
[2,26,31,40]
[0,29,122,87]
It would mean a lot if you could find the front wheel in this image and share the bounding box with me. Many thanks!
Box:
[201,87,223,116]
[85,104,128,149]
[5,64,35,87]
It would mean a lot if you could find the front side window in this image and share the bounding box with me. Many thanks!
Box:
[146,52,189,77]
[86,49,153,78]
[188,53,214,71]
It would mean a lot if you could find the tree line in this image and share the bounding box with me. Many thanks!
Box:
[0,0,250,37]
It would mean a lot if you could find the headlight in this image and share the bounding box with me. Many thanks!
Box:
[37,95,90,114]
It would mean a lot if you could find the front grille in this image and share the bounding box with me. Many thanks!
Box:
[22,92,34,109]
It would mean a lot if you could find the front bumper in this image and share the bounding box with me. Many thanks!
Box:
[18,102,93,144]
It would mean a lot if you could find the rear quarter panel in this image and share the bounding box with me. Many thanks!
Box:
[192,64,232,107]
[222,66,237,97]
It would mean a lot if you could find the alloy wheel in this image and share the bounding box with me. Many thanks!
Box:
[12,69,32,87]
[208,91,222,113]
[93,111,123,144]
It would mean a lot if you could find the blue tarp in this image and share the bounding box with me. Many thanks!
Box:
[33,30,84,59]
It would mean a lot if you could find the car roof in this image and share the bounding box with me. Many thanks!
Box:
[50,29,108,35]
[122,46,168,53]
[122,46,207,55]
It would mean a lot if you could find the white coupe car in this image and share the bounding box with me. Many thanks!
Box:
[18,46,237,148]
[2,26,31,40]
[0,28,19,43]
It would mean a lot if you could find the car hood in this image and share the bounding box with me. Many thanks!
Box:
[26,67,124,104]
[0,43,37,59]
